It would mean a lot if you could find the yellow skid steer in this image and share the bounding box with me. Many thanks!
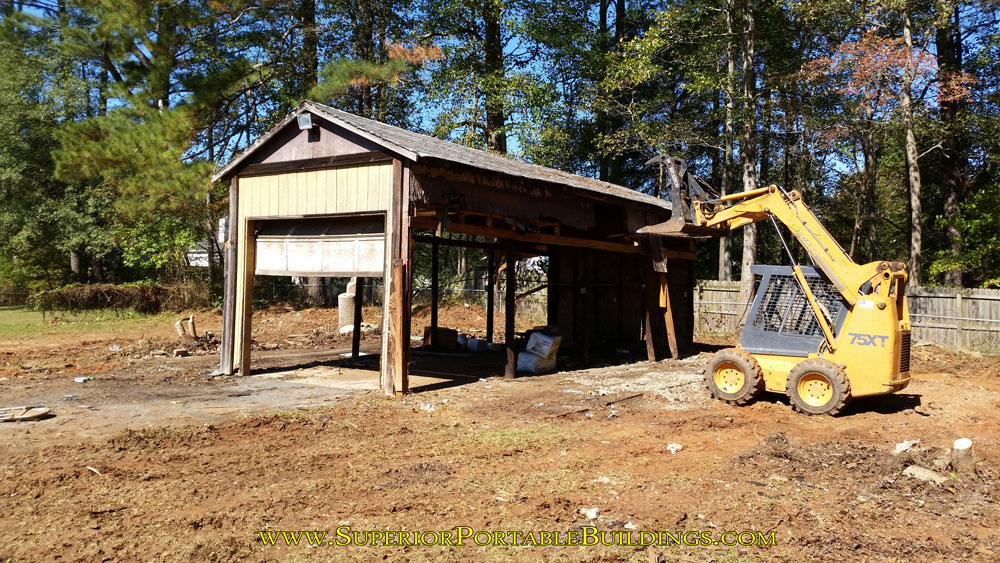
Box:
[641,157,911,415]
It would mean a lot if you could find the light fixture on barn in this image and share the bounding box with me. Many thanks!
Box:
[297,113,313,130]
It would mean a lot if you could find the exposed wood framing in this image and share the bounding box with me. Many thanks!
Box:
[582,250,593,365]
[516,284,548,301]
[659,272,679,359]
[642,262,668,361]
[486,250,495,342]
[504,246,517,379]
[410,216,647,255]
[431,235,439,348]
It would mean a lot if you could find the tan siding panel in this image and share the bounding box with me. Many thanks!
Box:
[278,173,288,216]
[269,174,280,216]
[239,163,391,220]
[335,167,347,213]
[381,164,392,209]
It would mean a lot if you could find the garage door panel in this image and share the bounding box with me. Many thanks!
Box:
[254,216,385,277]
[255,240,287,273]
[321,239,358,273]
[287,240,324,272]
[256,236,385,277]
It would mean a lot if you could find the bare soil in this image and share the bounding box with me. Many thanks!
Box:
[1,306,999,562]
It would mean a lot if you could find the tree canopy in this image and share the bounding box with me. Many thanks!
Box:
[1,0,999,292]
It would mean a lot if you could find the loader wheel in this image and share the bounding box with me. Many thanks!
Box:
[785,359,851,416]
[706,348,763,405]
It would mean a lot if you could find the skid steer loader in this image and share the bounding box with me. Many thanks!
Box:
[640,157,911,415]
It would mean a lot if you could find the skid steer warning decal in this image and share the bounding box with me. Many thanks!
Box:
[849,333,889,347]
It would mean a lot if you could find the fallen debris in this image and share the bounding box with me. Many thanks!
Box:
[667,443,683,454]
[0,406,51,422]
[902,465,949,485]
[893,439,920,455]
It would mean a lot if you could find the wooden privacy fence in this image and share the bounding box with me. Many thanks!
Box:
[694,280,1000,355]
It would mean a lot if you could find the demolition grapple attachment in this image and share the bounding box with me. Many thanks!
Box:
[638,155,724,237]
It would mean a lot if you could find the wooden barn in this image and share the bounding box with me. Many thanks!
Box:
[212,101,697,395]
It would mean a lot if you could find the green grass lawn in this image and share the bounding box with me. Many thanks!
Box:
[0,305,173,337]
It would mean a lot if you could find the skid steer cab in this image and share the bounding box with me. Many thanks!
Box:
[639,156,911,415]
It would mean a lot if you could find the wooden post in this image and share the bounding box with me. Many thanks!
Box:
[220,176,239,375]
[641,261,656,361]
[504,247,517,379]
[431,235,439,348]
[381,159,411,396]
[238,220,256,375]
[660,272,680,359]
[389,260,407,394]
[582,250,593,366]
[352,277,364,359]
[641,262,667,361]
[486,249,495,342]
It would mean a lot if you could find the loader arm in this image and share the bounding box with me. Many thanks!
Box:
[640,181,906,307]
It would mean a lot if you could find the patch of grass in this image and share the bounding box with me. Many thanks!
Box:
[469,424,564,451]
[0,305,174,337]
[461,467,587,497]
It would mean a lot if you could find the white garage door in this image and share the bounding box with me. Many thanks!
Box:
[254,216,384,277]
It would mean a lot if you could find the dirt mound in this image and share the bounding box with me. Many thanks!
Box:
[108,425,221,452]
[381,461,452,488]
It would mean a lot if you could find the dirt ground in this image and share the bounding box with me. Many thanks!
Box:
[2,305,999,562]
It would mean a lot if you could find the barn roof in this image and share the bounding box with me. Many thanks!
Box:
[214,100,670,211]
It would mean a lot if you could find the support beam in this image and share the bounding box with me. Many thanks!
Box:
[389,260,407,394]
[410,217,654,256]
[582,251,593,366]
[504,247,517,379]
[238,220,256,374]
[644,310,657,362]
[413,234,496,251]
[486,249,495,343]
[220,176,239,375]
[431,235,439,348]
[381,158,411,396]
[659,272,679,359]
[352,277,364,359]
[641,262,668,361]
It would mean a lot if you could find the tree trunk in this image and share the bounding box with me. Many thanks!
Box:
[739,0,757,301]
[901,10,923,286]
[720,0,737,282]
[864,129,878,261]
[483,0,506,154]
[936,0,965,286]
[597,0,610,181]
[300,0,318,95]
[849,157,864,260]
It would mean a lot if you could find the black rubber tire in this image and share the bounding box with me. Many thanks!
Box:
[785,358,851,416]
[705,348,764,405]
